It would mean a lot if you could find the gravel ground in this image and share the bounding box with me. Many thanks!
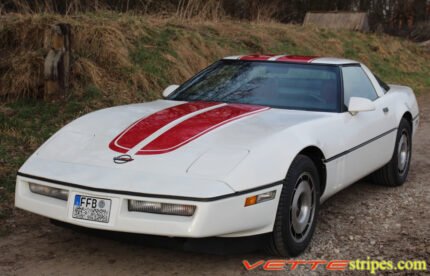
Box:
[0,96,429,276]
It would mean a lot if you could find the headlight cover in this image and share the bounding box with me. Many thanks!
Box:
[187,148,250,177]
[29,183,69,201]
[128,200,196,216]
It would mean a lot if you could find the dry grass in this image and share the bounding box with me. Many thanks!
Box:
[176,0,224,21]
[0,13,141,102]
[303,12,369,31]
[0,50,44,98]
[0,13,429,103]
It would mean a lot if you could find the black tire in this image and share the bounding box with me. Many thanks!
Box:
[372,118,412,187]
[265,155,320,256]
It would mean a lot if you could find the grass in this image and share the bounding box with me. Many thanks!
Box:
[131,27,179,92]
[0,13,429,234]
[2,13,429,99]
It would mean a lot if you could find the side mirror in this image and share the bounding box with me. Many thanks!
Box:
[348,97,376,115]
[162,84,179,98]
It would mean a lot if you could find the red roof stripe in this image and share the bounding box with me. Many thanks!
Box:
[109,101,218,153]
[273,55,319,63]
[239,54,276,61]
[137,104,269,155]
[235,54,319,63]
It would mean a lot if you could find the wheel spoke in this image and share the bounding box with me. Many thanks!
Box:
[397,132,410,174]
[289,172,316,242]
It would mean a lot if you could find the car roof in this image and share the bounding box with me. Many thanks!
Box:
[222,54,359,65]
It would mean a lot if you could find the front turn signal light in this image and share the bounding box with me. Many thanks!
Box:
[244,190,276,207]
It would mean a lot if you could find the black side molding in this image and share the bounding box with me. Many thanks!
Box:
[16,172,283,202]
[324,128,397,163]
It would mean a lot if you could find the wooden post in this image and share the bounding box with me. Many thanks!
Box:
[44,23,71,100]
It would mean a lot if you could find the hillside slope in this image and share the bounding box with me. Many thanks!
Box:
[1,13,430,102]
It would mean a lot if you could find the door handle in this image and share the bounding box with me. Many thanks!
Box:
[383,107,389,113]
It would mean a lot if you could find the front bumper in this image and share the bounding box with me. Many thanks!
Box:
[15,175,282,238]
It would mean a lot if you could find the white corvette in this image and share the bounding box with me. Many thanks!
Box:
[15,54,419,256]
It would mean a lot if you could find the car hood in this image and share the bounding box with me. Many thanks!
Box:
[20,100,330,195]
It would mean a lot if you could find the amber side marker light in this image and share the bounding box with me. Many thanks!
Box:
[244,190,276,207]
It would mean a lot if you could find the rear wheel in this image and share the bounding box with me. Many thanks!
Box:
[372,118,412,187]
[265,155,320,256]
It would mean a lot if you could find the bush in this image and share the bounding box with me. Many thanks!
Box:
[411,22,430,42]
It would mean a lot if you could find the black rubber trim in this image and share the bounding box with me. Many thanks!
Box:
[413,114,419,121]
[339,63,362,67]
[324,128,398,163]
[16,172,283,202]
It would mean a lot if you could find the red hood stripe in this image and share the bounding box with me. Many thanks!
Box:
[109,101,218,153]
[137,104,269,155]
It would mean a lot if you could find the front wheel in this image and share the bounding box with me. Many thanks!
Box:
[265,155,320,256]
[372,118,412,187]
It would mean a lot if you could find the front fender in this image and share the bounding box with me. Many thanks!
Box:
[386,85,419,136]
[224,127,327,192]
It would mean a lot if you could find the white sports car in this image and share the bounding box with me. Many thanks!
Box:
[15,54,419,256]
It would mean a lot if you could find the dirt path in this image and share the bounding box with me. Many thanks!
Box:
[0,96,429,276]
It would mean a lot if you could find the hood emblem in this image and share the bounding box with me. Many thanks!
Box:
[113,154,134,164]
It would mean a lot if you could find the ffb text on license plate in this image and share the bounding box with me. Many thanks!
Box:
[72,195,111,223]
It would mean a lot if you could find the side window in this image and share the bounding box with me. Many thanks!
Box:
[342,66,378,107]
[374,74,390,93]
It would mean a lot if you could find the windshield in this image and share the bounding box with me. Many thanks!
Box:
[169,60,341,112]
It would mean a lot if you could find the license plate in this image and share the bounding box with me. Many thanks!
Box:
[72,195,111,223]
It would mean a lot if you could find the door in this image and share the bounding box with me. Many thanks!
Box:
[337,65,398,187]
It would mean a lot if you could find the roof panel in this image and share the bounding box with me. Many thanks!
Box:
[222,54,357,64]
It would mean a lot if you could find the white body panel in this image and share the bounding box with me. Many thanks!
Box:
[15,59,419,237]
